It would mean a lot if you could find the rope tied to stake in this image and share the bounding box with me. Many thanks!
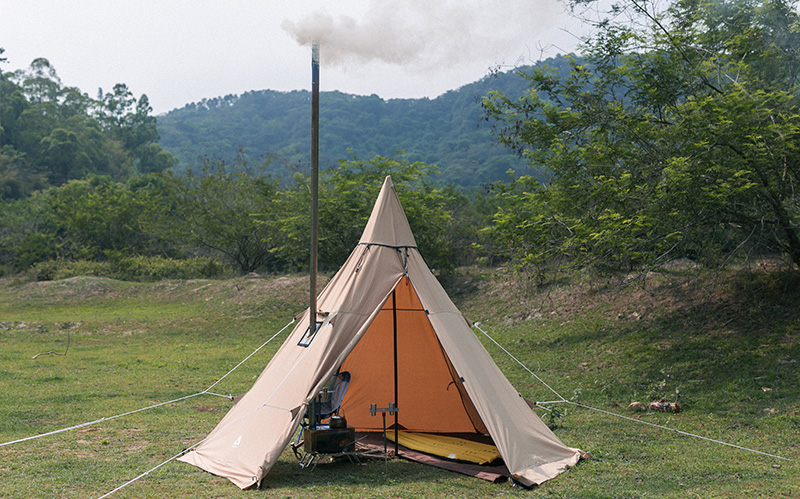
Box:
[0,318,295,449]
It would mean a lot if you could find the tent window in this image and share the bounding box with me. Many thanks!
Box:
[298,321,323,347]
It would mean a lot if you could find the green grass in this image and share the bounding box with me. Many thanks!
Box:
[1,269,798,498]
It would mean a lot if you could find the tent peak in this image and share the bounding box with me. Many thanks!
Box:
[358,176,417,248]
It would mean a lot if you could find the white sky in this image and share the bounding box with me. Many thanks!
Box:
[1,0,593,115]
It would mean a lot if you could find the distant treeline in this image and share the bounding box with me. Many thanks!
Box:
[0,52,508,279]
[0,51,543,280]
[0,153,498,279]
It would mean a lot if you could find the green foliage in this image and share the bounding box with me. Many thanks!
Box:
[477,175,572,281]
[0,190,59,272]
[47,176,157,259]
[269,154,480,272]
[145,154,286,273]
[0,174,175,274]
[0,146,44,201]
[23,259,114,281]
[0,59,176,200]
[483,0,800,276]
[1,152,492,277]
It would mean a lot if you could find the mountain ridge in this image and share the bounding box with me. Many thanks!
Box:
[156,57,573,186]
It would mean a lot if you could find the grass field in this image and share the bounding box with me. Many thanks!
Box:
[1,268,798,498]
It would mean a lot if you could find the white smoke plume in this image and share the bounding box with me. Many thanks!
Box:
[281,0,565,68]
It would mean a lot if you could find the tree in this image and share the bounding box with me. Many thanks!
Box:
[148,154,284,273]
[99,84,176,174]
[47,175,157,260]
[14,58,62,104]
[39,128,82,184]
[482,0,800,275]
[0,146,46,200]
[0,173,175,273]
[1,59,176,191]
[270,155,466,272]
[0,190,58,272]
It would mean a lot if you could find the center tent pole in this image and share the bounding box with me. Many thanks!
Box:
[392,288,399,456]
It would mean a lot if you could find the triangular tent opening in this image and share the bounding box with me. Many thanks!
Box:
[178,176,581,489]
[338,275,487,434]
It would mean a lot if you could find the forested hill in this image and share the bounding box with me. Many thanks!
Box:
[156,57,570,186]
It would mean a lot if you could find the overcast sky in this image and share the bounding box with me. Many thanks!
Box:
[1,0,594,115]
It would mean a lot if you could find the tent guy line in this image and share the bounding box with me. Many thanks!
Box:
[473,322,566,403]
[98,319,330,498]
[565,401,793,462]
[203,318,296,395]
[97,446,190,499]
[0,318,296,450]
[472,324,793,463]
[99,374,305,498]
[0,392,207,449]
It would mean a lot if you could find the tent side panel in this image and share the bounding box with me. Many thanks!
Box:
[179,245,406,488]
[407,254,581,486]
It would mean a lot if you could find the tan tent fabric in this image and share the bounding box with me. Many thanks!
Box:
[178,176,581,489]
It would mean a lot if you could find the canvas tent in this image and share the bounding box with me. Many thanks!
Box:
[178,176,581,488]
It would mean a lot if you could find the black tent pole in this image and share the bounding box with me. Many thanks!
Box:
[392,288,399,456]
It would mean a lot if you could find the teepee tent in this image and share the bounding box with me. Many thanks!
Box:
[178,176,581,488]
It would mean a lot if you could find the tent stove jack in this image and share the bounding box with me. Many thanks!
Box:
[370,402,399,470]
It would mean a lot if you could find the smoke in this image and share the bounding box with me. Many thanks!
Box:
[281,0,565,69]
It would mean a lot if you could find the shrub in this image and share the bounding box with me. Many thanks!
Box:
[25,256,230,282]
[111,255,230,281]
[26,259,113,281]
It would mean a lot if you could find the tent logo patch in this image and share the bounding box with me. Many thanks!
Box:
[232,435,242,448]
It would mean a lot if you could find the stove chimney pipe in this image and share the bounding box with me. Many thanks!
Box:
[309,40,320,334]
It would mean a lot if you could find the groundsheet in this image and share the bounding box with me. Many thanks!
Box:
[356,432,510,483]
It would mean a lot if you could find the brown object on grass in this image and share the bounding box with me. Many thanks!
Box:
[628,402,647,412]
[649,399,681,412]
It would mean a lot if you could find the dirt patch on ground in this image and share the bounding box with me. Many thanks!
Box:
[192,405,218,413]
[2,273,326,313]
[123,441,149,454]
[450,265,800,333]
[139,274,323,308]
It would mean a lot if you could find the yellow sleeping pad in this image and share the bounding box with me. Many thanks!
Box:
[386,431,501,465]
